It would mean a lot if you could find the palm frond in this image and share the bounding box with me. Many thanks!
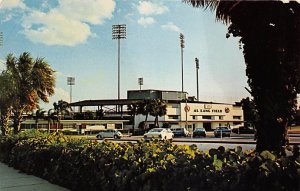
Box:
[183,0,242,24]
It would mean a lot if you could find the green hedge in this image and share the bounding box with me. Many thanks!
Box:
[0,131,299,191]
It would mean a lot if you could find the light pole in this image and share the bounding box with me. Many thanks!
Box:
[138,77,143,90]
[0,32,3,47]
[195,57,199,101]
[67,77,75,103]
[180,33,185,93]
[112,24,126,100]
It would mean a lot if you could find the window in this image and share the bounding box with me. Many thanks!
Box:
[218,116,223,120]
[168,115,179,119]
[202,116,212,120]
[233,116,241,120]
[192,116,196,120]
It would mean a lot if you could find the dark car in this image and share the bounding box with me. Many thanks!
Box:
[232,126,255,134]
[214,126,231,137]
[193,128,206,137]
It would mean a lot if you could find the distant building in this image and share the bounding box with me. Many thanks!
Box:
[128,90,243,131]
[67,89,244,131]
[127,89,187,101]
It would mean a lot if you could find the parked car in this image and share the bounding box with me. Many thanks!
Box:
[170,127,189,137]
[232,126,255,134]
[214,126,231,137]
[144,128,174,140]
[193,127,206,137]
[96,129,123,139]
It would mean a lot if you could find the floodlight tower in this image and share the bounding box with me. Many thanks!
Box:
[112,24,126,100]
[195,58,199,101]
[180,33,185,93]
[138,77,143,90]
[67,77,75,103]
[0,32,3,47]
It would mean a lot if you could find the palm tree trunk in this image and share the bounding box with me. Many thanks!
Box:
[48,119,51,133]
[132,115,135,133]
[155,115,159,127]
[144,113,149,130]
[0,110,11,136]
[13,111,23,134]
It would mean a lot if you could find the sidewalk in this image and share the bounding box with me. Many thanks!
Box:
[0,162,69,191]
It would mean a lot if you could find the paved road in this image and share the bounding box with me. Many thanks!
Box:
[0,162,68,191]
[89,131,300,151]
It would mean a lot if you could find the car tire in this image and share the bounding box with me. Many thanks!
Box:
[97,135,102,139]
[114,135,118,139]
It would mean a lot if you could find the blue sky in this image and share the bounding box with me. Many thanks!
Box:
[0,0,253,110]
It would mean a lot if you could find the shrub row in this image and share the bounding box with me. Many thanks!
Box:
[0,131,299,191]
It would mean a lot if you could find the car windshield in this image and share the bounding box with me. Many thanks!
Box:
[217,127,228,130]
[195,128,204,131]
[149,128,163,133]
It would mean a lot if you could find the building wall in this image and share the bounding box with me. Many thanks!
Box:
[134,101,244,131]
[127,90,187,101]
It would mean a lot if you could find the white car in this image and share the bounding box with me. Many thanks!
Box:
[96,129,123,139]
[170,127,189,137]
[143,128,174,140]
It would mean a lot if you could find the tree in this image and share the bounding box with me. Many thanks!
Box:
[4,52,55,134]
[34,108,46,129]
[184,1,300,152]
[137,100,151,129]
[127,102,139,132]
[0,71,15,135]
[52,100,72,132]
[149,99,167,128]
[240,97,258,126]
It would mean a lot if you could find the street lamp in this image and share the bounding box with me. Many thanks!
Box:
[195,57,199,101]
[112,24,126,100]
[180,33,185,93]
[67,77,75,103]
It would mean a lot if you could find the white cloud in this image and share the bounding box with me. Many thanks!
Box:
[22,11,91,46]
[0,0,26,10]
[40,87,70,110]
[137,1,168,16]
[2,14,13,22]
[0,58,5,71]
[21,0,116,46]
[57,0,115,25]
[138,17,155,27]
[161,22,182,33]
[281,0,300,3]
[54,87,70,102]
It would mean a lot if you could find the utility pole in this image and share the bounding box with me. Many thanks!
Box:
[112,24,126,100]
[195,57,199,101]
[179,33,185,93]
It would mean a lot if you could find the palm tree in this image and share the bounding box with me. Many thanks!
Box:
[184,1,300,152]
[149,99,167,128]
[52,100,71,132]
[137,99,153,130]
[0,71,15,135]
[4,52,55,134]
[34,108,46,129]
[127,102,139,132]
